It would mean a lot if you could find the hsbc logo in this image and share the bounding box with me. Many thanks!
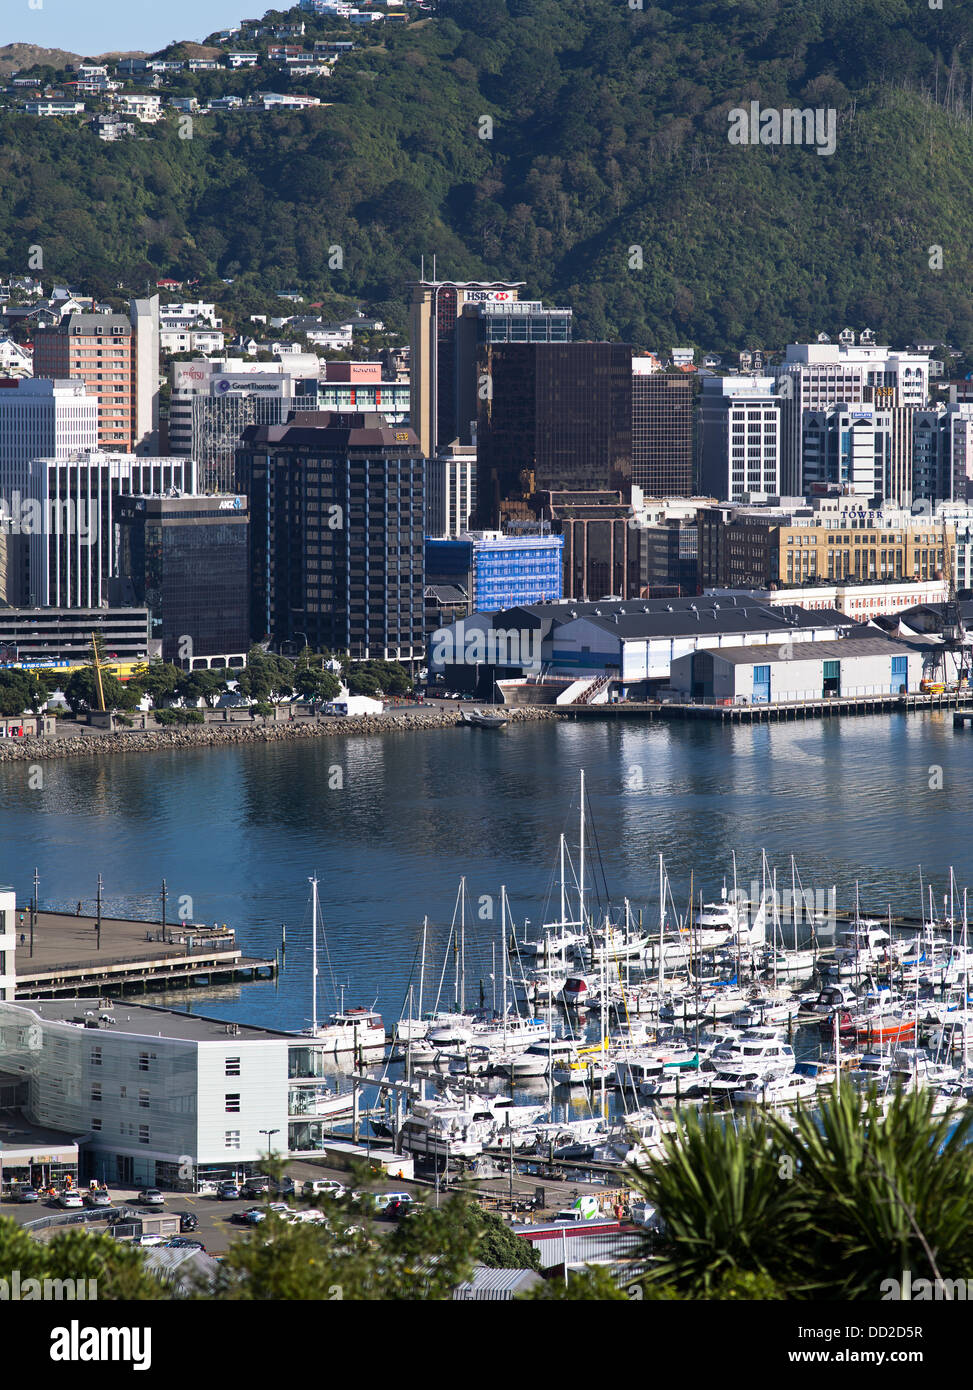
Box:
[464,290,512,304]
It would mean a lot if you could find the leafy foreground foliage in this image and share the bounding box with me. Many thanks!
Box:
[3,0,973,351]
[0,1219,163,1300]
[0,1186,537,1303]
[630,1084,973,1300]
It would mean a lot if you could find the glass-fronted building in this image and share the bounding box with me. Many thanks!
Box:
[475,342,633,527]
[115,494,250,663]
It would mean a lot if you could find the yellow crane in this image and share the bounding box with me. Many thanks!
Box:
[90,632,107,712]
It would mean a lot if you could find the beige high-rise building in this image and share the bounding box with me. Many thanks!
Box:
[408,279,524,460]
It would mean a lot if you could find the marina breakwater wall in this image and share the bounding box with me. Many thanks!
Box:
[0,706,567,763]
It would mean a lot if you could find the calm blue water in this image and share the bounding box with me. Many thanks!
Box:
[3,711,970,1033]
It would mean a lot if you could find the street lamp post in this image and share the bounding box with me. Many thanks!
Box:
[259,1128,280,1174]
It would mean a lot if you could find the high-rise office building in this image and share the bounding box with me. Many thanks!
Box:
[698,376,782,501]
[476,342,633,528]
[115,493,250,663]
[631,365,694,496]
[26,453,192,607]
[453,295,572,446]
[774,343,930,495]
[32,300,160,454]
[237,412,425,660]
[0,378,100,603]
[801,400,914,502]
[408,279,525,460]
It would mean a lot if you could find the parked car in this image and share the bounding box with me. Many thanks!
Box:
[302,1179,346,1199]
[58,1190,84,1209]
[384,1196,420,1221]
[177,1211,198,1232]
[368,1191,411,1215]
[241,1177,270,1198]
[84,1189,112,1208]
[137,1189,165,1207]
[137,1234,165,1247]
[165,1238,205,1251]
[231,1206,265,1225]
[13,1187,39,1203]
[217,1182,241,1201]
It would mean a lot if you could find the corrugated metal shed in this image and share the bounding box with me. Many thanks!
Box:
[452,1265,543,1300]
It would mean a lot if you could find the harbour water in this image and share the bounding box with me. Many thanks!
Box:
[4,710,971,1035]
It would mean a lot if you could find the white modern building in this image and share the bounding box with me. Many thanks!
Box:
[0,380,99,604]
[669,635,923,704]
[426,442,476,538]
[0,995,356,1189]
[167,358,312,461]
[699,375,782,501]
[160,328,226,355]
[775,343,930,494]
[113,93,163,121]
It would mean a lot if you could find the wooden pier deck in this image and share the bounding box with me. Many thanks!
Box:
[12,910,276,999]
[559,689,973,724]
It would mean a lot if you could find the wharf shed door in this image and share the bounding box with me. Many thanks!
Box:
[891,655,907,692]
[823,659,840,697]
[752,664,771,704]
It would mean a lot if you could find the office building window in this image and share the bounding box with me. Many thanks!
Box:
[225,1057,241,1076]
[225,1094,241,1113]
[225,1131,241,1149]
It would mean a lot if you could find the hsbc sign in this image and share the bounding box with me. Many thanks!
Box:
[463,289,515,304]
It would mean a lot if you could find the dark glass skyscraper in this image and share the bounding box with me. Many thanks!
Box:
[237,412,425,660]
[115,494,250,663]
[475,343,632,528]
[631,372,694,496]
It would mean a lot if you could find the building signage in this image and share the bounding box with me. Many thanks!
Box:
[218,498,244,511]
[463,289,514,304]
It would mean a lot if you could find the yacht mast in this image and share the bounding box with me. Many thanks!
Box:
[578,769,586,928]
[310,875,319,1034]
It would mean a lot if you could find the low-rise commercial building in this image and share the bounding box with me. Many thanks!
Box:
[669,635,923,703]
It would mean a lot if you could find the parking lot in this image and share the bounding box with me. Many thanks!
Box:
[0,1163,426,1255]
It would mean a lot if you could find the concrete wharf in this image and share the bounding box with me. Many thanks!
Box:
[12,909,276,999]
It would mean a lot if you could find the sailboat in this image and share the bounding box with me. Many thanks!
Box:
[300,876,385,1055]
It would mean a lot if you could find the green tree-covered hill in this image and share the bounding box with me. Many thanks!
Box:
[2,0,972,353]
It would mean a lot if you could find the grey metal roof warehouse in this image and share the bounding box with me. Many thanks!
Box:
[693,635,917,665]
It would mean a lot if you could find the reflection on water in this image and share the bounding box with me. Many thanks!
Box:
[0,712,968,1033]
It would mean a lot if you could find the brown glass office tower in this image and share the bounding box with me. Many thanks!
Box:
[631,372,694,496]
[476,342,632,527]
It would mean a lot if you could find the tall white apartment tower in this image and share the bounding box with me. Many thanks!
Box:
[775,344,930,495]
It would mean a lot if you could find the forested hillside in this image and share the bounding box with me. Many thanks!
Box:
[2,0,972,352]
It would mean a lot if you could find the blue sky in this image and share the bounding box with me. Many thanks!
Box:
[8,1,247,56]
